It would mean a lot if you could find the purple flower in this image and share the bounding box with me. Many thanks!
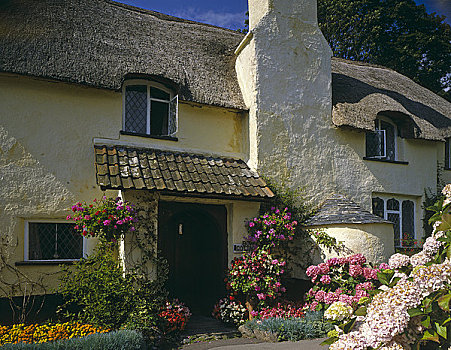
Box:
[130,226,136,231]
[320,275,332,284]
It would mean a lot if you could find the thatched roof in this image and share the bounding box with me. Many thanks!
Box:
[332,59,451,140]
[1,0,449,135]
[0,0,246,110]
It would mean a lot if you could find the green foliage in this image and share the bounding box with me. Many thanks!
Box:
[262,178,315,224]
[423,188,444,239]
[0,330,146,350]
[58,243,167,336]
[317,0,451,100]
[243,311,333,341]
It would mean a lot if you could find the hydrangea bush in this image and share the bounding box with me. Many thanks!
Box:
[67,196,136,242]
[303,254,386,311]
[324,184,451,349]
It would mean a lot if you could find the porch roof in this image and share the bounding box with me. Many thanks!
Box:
[94,145,274,200]
[305,194,391,226]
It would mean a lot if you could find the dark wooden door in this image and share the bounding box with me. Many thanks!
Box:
[158,202,227,315]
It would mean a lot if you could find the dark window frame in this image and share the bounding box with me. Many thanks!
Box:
[24,221,86,262]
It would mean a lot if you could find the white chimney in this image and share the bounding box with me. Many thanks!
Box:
[235,0,333,203]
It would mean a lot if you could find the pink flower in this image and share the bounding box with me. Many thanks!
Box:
[326,258,340,267]
[349,264,363,277]
[318,263,330,275]
[348,254,366,265]
[249,222,255,227]
[315,290,326,302]
[320,275,332,284]
[257,293,266,300]
[66,215,71,220]
[103,220,111,226]
[379,263,390,270]
[84,215,91,220]
[324,292,339,304]
[363,267,378,280]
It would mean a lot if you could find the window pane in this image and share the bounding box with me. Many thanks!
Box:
[388,213,401,247]
[125,85,147,134]
[28,223,81,260]
[150,100,169,136]
[372,197,384,218]
[402,200,415,247]
[57,224,83,259]
[150,87,170,100]
[381,120,395,160]
[387,198,399,211]
[366,131,384,157]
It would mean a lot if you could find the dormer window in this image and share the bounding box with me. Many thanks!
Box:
[123,80,178,137]
[366,117,397,161]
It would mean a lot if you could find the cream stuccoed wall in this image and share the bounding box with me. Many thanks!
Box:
[0,73,253,295]
[236,0,442,246]
[310,223,395,265]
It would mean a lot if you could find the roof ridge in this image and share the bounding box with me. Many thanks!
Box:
[105,0,245,35]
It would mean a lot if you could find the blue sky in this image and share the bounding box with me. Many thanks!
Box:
[117,0,450,30]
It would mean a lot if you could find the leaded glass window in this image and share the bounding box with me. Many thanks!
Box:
[372,196,416,248]
[123,81,178,137]
[365,118,397,160]
[27,222,83,261]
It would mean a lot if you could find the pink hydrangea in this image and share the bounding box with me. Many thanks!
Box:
[318,263,330,275]
[306,265,320,278]
[348,254,366,265]
[315,290,326,302]
[320,275,332,284]
[324,292,339,304]
[349,264,363,277]
[326,257,340,267]
[363,267,378,280]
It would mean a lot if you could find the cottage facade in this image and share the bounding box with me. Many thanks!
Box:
[0,0,450,314]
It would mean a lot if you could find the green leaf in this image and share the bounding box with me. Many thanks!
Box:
[408,308,424,317]
[343,317,357,333]
[422,330,440,343]
[389,277,401,288]
[442,317,451,326]
[377,270,394,285]
[320,337,338,345]
[421,316,431,328]
[438,294,451,312]
[354,306,367,316]
[435,322,447,339]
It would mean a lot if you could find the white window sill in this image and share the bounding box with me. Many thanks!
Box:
[120,130,178,141]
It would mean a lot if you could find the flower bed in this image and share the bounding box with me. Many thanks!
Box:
[0,322,108,345]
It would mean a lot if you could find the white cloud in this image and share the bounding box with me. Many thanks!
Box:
[171,8,245,30]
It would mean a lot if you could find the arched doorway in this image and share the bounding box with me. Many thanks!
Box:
[158,202,227,315]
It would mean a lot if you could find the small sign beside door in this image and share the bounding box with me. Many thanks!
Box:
[233,242,253,254]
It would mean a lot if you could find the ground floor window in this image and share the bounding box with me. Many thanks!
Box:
[372,196,416,248]
[25,221,84,261]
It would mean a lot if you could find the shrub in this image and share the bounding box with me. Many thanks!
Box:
[243,311,333,341]
[325,184,451,349]
[0,322,108,346]
[303,254,385,311]
[58,243,134,330]
[0,330,146,350]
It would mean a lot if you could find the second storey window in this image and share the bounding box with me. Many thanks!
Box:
[366,118,397,161]
[25,221,84,261]
[123,81,178,137]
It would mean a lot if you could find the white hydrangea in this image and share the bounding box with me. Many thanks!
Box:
[388,253,410,269]
[324,301,353,321]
